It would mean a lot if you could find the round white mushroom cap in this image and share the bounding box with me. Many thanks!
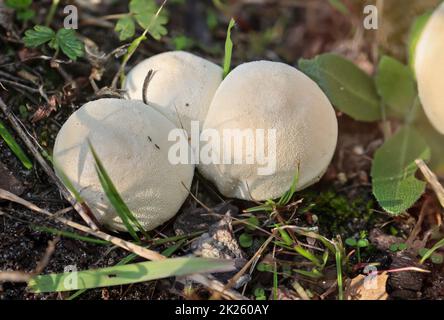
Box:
[53,98,194,231]
[415,2,444,135]
[198,61,338,201]
[123,51,223,135]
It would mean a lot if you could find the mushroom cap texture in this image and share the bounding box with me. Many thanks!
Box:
[123,51,223,134]
[415,2,444,134]
[53,98,194,231]
[198,61,338,201]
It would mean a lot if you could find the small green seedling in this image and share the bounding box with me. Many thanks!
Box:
[254,287,266,300]
[345,232,369,263]
[389,242,408,252]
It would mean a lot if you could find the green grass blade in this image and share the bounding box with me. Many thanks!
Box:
[278,167,299,206]
[293,268,323,279]
[67,252,139,300]
[32,225,109,245]
[53,161,84,203]
[272,262,278,300]
[88,140,148,241]
[0,120,33,169]
[28,257,235,293]
[223,18,235,78]
[294,245,322,267]
[161,239,186,257]
[334,240,344,300]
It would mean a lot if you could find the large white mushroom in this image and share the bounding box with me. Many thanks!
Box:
[123,51,223,135]
[198,61,338,201]
[415,2,444,134]
[53,98,194,231]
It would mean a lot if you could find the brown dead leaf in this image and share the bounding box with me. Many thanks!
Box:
[31,95,58,123]
[346,272,389,300]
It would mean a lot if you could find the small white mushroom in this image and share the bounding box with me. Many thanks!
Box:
[198,61,338,201]
[123,51,223,134]
[53,98,194,231]
[415,2,444,134]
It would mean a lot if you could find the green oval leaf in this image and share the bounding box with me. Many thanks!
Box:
[371,126,431,215]
[299,53,381,122]
[375,56,417,118]
[239,233,253,248]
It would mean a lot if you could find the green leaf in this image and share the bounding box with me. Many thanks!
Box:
[328,0,349,15]
[129,0,168,40]
[257,262,273,272]
[245,216,260,232]
[55,28,84,61]
[357,239,369,248]
[28,257,235,293]
[239,233,253,248]
[371,126,431,215]
[0,120,33,170]
[172,35,194,51]
[431,254,443,264]
[147,14,168,40]
[5,0,32,9]
[254,287,266,300]
[408,11,432,72]
[375,56,417,118]
[223,18,235,78]
[299,53,381,122]
[88,141,146,241]
[420,237,444,264]
[115,16,136,41]
[23,25,55,48]
[17,8,35,21]
[345,238,357,247]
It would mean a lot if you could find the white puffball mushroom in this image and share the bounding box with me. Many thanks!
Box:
[198,61,338,201]
[53,98,194,232]
[415,2,444,135]
[123,51,223,134]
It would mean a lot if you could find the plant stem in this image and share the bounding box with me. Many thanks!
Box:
[45,0,60,27]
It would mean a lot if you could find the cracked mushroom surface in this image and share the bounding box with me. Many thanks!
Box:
[198,61,338,201]
[123,51,223,135]
[53,98,194,231]
[415,2,444,135]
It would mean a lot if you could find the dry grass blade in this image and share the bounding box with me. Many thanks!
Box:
[0,188,165,261]
[0,97,99,230]
[416,159,444,208]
